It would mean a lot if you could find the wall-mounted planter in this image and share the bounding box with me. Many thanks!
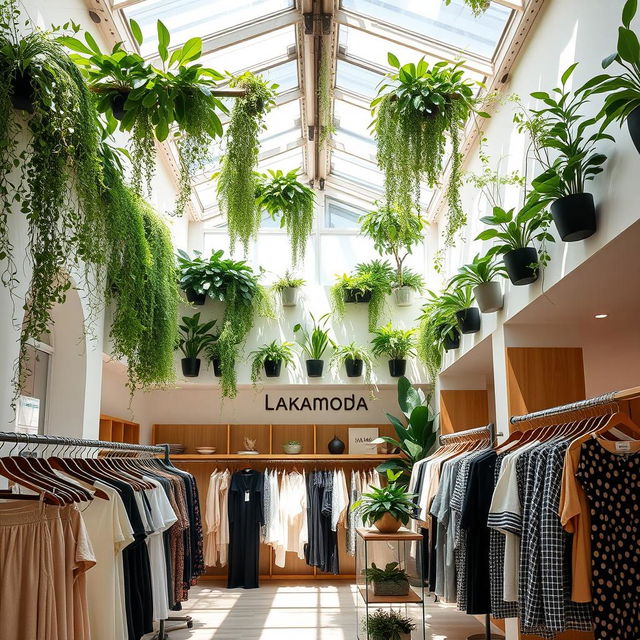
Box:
[442,327,460,351]
[181,357,201,378]
[185,289,206,305]
[455,307,481,334]
[264,358,282,378]
[388,359,407,377]
[212,357,222,377]
[394,286,413,307]
[344,289,372,303]
[473,281,503,313]
[550,192,596,242]
[503,247,539,286]
[345,358,363,377]
[306,359,324,377]
[627,104,640,154]
[111,91,130,121]
[280,287,298,307]
[11,70,34,114]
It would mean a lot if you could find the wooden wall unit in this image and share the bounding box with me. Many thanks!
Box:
[439,390,489,435]
[99,414,140,443]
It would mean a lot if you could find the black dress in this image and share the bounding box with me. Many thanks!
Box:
[227,470,264,589]
[305,470,339,574]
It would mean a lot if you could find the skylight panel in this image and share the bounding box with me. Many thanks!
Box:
[258,147,305,174]
[333,99,376,160]
[259,100,301,151]
[331,150,383,192]
[335,60,383,100]
[260,60,299,93]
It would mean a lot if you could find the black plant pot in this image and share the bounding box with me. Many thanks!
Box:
[328,435,346,454]
[306,359,324,377]
[11,70,34,114]
[181,357,201,378]
[627,104,640,154]
[455,307,481,334]
[345,358,363,378]
[550,193,597,242]
[111,92,129,121]
[503,247,539,286]
[439,326,460,351]
[212,357,222,377]
[388,359,407,377]
[185,289,206,305]
[344,289,372,303]
[264,358,282,378]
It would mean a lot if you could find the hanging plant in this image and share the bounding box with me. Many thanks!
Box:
[444,0,490,16]
[0,1,107,392]
[371,54,487,244]
[216,72,278,253]
[317,40,335,148]
[60,18,226,215]
[255,168,315,266]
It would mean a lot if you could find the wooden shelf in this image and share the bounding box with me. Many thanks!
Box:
[99,414,140,444]
[358,587,423,604]
[170,453,403,461]
[356,527,424,542]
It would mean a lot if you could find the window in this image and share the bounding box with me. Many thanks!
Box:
[324,197,367,229]
[18,344,51,435]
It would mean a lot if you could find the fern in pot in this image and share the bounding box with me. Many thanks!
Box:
[449,253,507,313]
[439,285,480,335]
[365,562,410,597]
[364,609,416,640]
[330,342,374,381]
[371,323,416,378]
[176,313,218,378]
[293,312,334,378]
[359,204,425,307]
[250,340,295,385]
[272,271,305,307]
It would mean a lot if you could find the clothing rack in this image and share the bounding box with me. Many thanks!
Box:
[0,431,191,640]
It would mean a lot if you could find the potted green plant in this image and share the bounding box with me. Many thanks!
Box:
[352,470,416,533]
[283,440,302,455]
[449,253,507,313]
[272,271,305,307]
[216,72,278,252]
[330,260,395,332]
[176,249,208,305]
[476,198,554,286]
[359,204,426,306]
[293,312,334,378]
[514,64,611,242]
[204,340,223,378]
[250,340,296,385]
[372,54,487,246]
[364,609,416,640]
[416,294,459,381]
[364,562,410,597]
[61,19,226,215]
[255,169,316,266]
[176,313,218,378]
[439,285,480,335]
[370,323,416,378]
[330,343,374,380]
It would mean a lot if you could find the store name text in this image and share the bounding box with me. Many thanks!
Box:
[265,394,369,412]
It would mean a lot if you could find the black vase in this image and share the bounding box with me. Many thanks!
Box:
[455,307,481,334]
[111,92,129,121]
[11,70,34,114]
[306,359,324,377]
[212,357,222,377]
[345,358,363,377]
[388,359,407,377]
[344,289,372,303]
[442,327,461,351]
[264,359,282,378]
[328,435,345,454]
[627,104,640,154]
[503,247,539,286]
[181,357,201,377]
[550,193,597,242]
[185,289,206,305]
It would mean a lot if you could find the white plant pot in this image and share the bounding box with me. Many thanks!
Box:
[283,443,302,454]
[394,286,412,307]
[280,287,298,307]
[473,281,503,313]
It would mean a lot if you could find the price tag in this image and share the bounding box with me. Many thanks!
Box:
[244,490,251,502]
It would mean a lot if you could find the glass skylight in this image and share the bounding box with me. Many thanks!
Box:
[335,60,384,100]
[259,100,302,151]
[333,99,376,160]
[331,150,383,192]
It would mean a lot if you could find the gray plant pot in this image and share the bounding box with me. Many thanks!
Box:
[394,286,412,307]
[473,281,503,313]
[280,287,298,307]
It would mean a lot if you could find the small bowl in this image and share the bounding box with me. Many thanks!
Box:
[196,447,217,455]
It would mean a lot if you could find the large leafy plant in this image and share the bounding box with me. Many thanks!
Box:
[352,469,416,525]
[364,562,409,585]
[255,168,315,266]
[176,313,218,359]
[370,323,416,361]
[216,72,278,253]
[61,19,226,215]
[293,312,334,360]
[249,340,296,385]
[372,55,486,245]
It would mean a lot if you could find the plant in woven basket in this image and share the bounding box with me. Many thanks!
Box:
[216,72,278,253]
[255,168,315,266]
[364,609,416,640]
[364,562,410,597]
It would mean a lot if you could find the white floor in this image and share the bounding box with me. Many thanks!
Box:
[147,581,486,640]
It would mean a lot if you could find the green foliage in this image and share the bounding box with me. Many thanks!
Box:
[371,323,416,360]
[352,469,416,526]
[372,55,486,244]
[416,292,458,381]
[175,249,208,297]
[176,312,217,359]
[438,285,474,313]
[364,562,409,584]
[318,40,335,148]
[61,19,226,214]
[255,168,315,266]
[373,376,437,478]
[444,0,490,15]
[449,253,508,288]
[293,312,334,360]
[216,72,278,253]
[330,342,374,382]
[514,64,612,200]
[271,270,305,293]
[249,340,296,385]
[394,267,425,293]
[364,609,416,640]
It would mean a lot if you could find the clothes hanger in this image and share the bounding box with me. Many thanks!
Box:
[48,441,110,501]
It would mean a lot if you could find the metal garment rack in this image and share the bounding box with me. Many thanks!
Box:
[439,423,504,640]
[0,432,191,639]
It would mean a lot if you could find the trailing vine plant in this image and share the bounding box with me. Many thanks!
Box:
[216,72,278,253]
[317,40,335,148]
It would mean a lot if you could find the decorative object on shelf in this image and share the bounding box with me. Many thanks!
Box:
[330,343,374,381]
[272,271,305,307]
[328,435,346,454]
[449,253,507,313]
[359,204,425,307]
[61,18,227,215]
[237,436,259,455]
[294,312,334,378]
[250,340,296,386]
[216,71,278,252]
[195,446,216,455]
[176,313,218,378]
[364,608,416,640]
[330,260,395,332]
[352,470,416,533]
[282,440,302,454]
[371,53,487,248]
[372,376,437,480]
[515,63,610,242]
[370,323,416,378]
[364,562,410,597]
[255,169,315,266]
[348,427,380,455]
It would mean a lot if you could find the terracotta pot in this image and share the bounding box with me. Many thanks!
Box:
[373,513,402,533]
